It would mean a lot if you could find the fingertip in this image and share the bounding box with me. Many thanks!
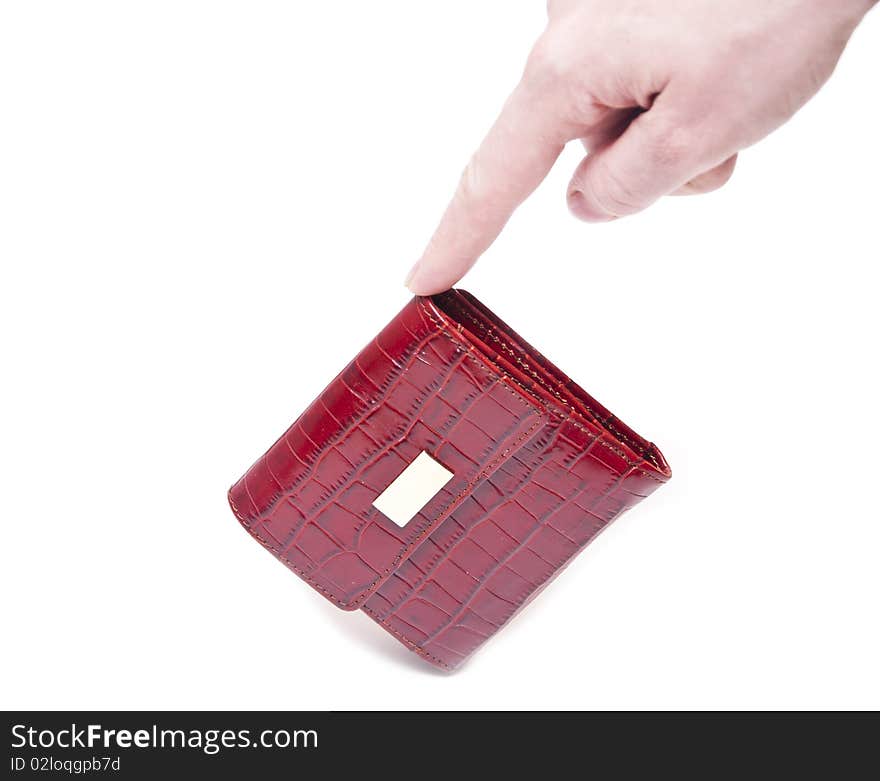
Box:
[406,280,449,296]
[403,260,420,290]
[404,260,453,296]
[405,276,431,296]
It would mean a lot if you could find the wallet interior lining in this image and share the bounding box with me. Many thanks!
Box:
[431,290,667,472]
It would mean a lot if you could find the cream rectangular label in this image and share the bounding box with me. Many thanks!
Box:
[372,451,454,527]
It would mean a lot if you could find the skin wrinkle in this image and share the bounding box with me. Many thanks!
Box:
[406,0,877,295]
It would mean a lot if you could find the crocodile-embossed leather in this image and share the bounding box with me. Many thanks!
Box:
[229,290,670,670]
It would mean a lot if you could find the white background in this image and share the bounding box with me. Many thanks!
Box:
[2,2,878,710]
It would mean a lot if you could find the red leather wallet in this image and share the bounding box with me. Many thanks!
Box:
[229,290,670,670]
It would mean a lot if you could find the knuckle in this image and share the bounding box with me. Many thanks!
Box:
[635,108,705,168]
[642,119,697,170]
[523,33,574,88]
[590,158,643,215]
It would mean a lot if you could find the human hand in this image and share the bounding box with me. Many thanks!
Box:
[405,0,875,295]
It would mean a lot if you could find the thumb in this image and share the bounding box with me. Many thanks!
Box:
[567,98,719,222]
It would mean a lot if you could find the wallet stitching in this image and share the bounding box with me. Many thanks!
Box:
[439,294,652,460]
[362,610,454,670]
[420,301,665,485]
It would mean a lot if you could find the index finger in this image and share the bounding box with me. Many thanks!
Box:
[405,82,567,294]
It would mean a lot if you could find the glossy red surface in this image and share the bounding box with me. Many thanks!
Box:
[229,290,670,670]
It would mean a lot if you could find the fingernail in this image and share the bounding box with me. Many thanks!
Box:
[567,189,616,223]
